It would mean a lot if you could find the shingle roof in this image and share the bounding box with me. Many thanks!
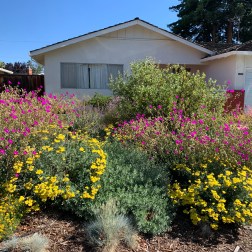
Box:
[201,40,252,55]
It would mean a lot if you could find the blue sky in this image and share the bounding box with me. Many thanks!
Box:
[0,0,179,64]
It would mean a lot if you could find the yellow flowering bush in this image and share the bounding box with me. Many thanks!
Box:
[11,128,106,205]
[0,195,25,240]
[168,158,252,230]
[0,86,107,240]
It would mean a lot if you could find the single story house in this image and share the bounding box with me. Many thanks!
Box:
[30,18,252,107]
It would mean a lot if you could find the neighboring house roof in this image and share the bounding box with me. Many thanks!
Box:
[202,40,252,54]
[200,40,252,62]
[30,17,213,65]
[201,40,252,62]
[0,68,13,74]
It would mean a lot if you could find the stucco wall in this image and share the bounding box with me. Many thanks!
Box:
[200,56,237,89]
[44,25,207,97]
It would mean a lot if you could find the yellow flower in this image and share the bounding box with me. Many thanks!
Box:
[57,134,65,140]
[26,158,34,165]
[24,182,33,190]
[28,165,34,171]
[210,223,218,230]
[18,196,25,202]
[62,176,70,182]
[25,198,33,206]
[36,169,43,175]
[79,147,85,152]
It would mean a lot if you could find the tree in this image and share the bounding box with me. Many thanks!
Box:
[4,59,44,74]
[0,61,5,68]
[168,0,252,43]
[5,62,28,74]
[27,59,44,75]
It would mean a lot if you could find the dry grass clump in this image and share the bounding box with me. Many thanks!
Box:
[85,199,138,252]
[0,232,49,252]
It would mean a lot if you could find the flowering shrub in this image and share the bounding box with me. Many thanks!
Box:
[114,104,252,229]
[109,58,226,121]
[0,195,25,240]
[169,161,252,230]
[0,86,107,240]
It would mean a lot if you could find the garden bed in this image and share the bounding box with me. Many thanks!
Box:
[9,209,252,252]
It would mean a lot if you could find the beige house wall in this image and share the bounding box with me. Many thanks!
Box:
[43,25,208,97]
[200,56,237,89]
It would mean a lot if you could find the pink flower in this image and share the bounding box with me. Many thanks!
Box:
[190,131,197,137]
[0,149,6,155]
[8,139,13,145]
[228,89,234,93]
[13,150,19,155]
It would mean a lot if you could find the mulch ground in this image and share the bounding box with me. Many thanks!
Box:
[1,208,252,252]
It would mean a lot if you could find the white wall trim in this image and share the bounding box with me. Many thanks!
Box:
[201,51,252,63]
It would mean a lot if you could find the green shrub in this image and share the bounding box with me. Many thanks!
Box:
[109,58,227,120]
[62,141,174,235]
[87,93,112,109]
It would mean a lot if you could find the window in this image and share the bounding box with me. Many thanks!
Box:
[61,63,123,89]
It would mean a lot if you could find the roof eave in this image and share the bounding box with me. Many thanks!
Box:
[0,68,13,74]
[201,51,252,62]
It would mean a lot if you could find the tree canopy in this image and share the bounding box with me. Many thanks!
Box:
[168,0,252,44]
[3,59,43,74]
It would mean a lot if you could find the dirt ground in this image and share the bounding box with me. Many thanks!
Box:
[1,209,252,252]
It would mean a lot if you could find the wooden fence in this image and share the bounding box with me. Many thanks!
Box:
[0,74,44,95]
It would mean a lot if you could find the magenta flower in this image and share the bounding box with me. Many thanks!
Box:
[228,89,235,93]
[13,150,19,155]
[0,149,6,155]
[4,128,10,134]
[8,139,13,145]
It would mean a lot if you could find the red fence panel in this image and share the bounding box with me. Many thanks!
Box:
[224,90,245,113]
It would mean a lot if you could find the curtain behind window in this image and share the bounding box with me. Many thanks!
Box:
[61,63,123,89]
[61,63,77,88]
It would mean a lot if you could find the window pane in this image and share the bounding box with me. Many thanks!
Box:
[89,64,108,89]
[108,64,123,82]
[76,64,89,89]
[61,63,77,88]
[61,63,123,89]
